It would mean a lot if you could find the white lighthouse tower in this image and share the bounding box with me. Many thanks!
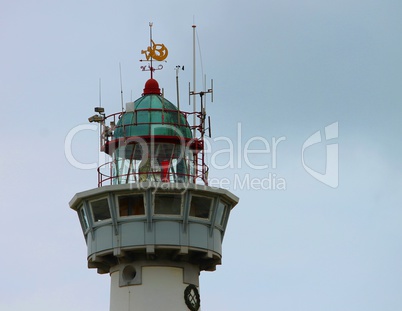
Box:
[69,25,239,311]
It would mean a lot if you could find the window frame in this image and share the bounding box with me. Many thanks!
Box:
[188,194,214,221]
[152,192,183,217]
[78,203,90,232]
[215,200,230,228]
[89,196,112,224]
[116,193,146,218]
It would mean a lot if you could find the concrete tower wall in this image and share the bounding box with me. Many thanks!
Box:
[110,261,199,311]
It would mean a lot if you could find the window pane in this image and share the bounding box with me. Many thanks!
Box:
[79,206,89,229]
[154,194,181,215]
[149,111,162,123]
[216,201,228,226]
[190,196,212,219]
[118,195,145,216]
[91,198,111,222]
[136,111,149,123]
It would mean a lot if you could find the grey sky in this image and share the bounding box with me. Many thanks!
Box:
[1,0,401,310]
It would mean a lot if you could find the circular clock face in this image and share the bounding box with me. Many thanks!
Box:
[184,284,200,311]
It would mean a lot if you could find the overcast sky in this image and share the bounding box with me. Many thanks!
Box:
[1,0,402,310]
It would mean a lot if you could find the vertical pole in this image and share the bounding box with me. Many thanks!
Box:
[150,22,154,79]
[176,68,180,110]
[192,24,196,137]
[119,63,124,112]
[176,66,181,125]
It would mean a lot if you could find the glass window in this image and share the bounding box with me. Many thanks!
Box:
[79,205,89,230]
[136,111,149,123]
[91,198,111,222]
[154,194,182,215]
[129,124,149,136]
[149,111,162,123]
[118,195,145,216]
[190,196,212,219]
[215,201,228,226]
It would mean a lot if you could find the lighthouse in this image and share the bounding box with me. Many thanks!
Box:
[69,25,239,311]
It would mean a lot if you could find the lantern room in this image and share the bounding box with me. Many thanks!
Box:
[96,78,207,187]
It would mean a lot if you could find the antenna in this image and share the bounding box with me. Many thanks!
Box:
[189,25,215,139]
[99,78,102,107]
[197,29,205,91]
[210,79,214,102]
[189,78,214,138]
[188,82,191,106]
[204,75,207,114]
[175,65,184,110]
[192,24,196,137]
[208,116,211,137]
[119,63,124,111]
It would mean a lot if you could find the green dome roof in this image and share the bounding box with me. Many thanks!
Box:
[114,80,192,139]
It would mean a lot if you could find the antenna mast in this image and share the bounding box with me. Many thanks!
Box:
[192,24,196,137]
[189,25,214,139]
[119,63,124,111]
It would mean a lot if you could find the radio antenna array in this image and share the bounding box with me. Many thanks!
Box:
[189,79,214,138]
[188,24,215,139]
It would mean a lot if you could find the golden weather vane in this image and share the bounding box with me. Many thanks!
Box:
[141,40,168,61]
[140,23,168,78]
